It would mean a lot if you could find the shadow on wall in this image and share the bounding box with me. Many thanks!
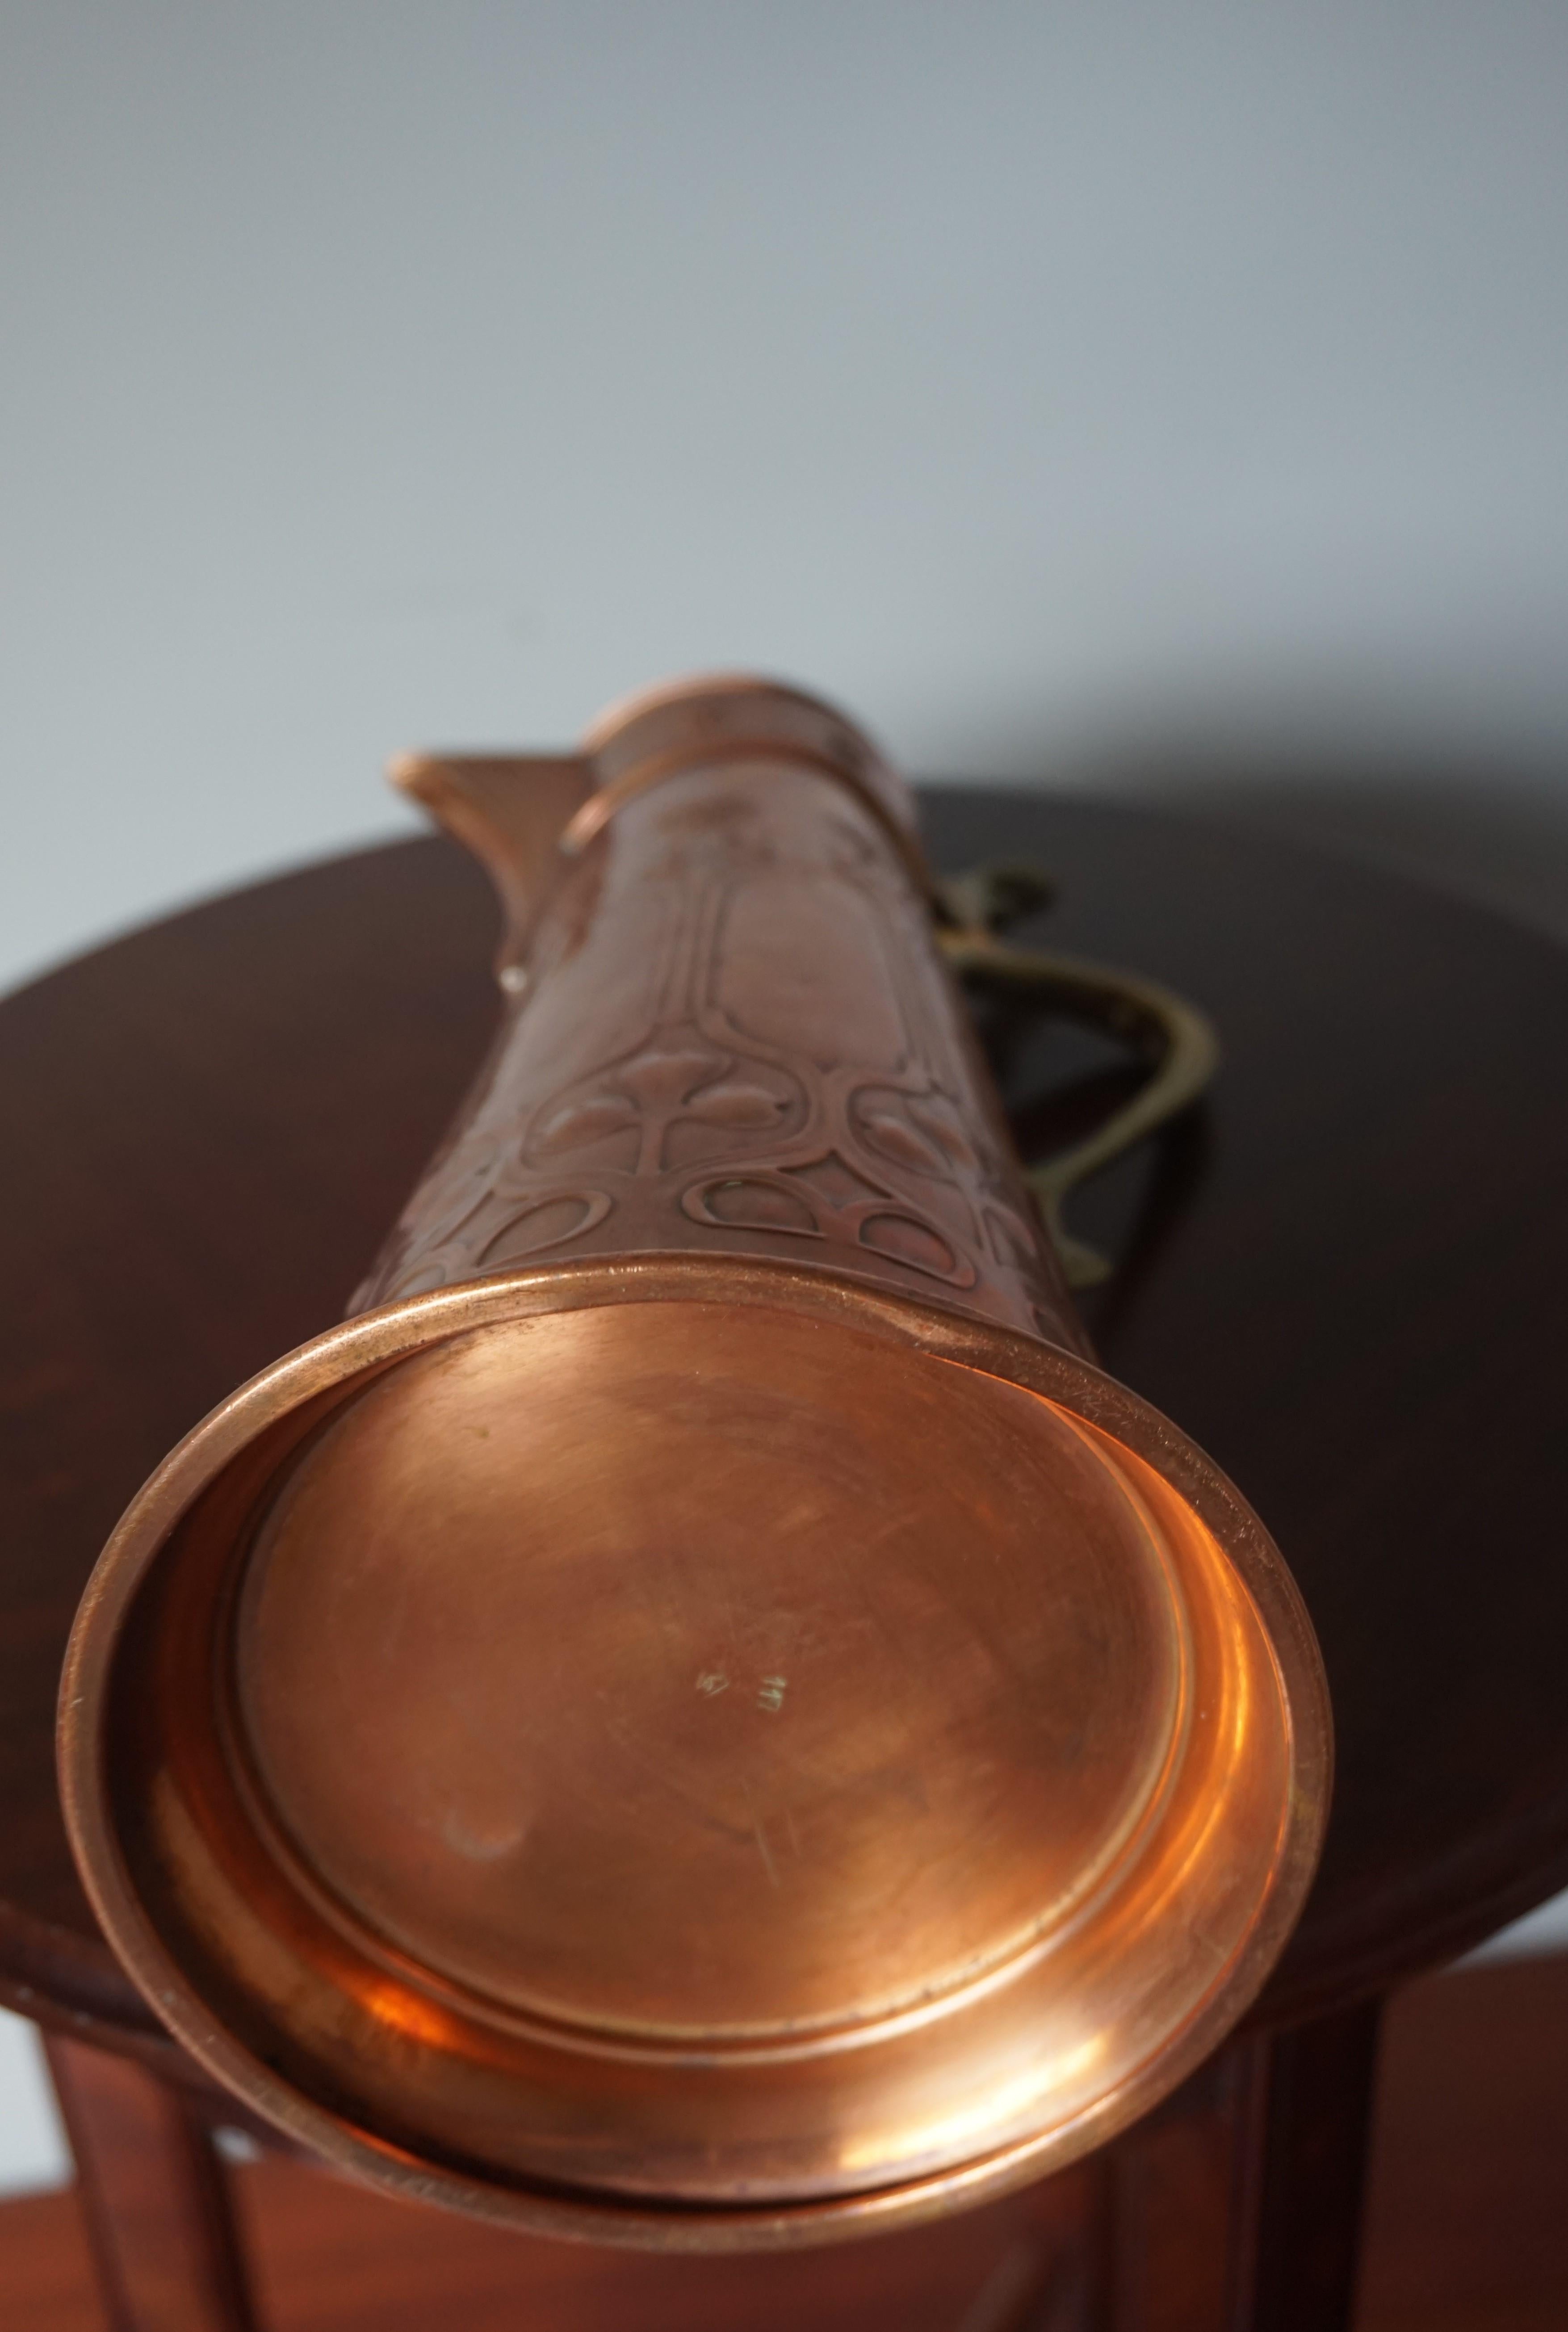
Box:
[1091,753,1568,946]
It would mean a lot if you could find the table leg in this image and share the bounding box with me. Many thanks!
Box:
[1224,2001,1383,2332]
[1105,2001,1382,2332]
[42,2032,260,2332]
[1106,2054,1246,2330]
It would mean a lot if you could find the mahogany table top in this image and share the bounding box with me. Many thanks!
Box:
[4,793,1568,2066]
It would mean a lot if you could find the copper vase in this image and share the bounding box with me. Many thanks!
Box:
[59,676,1330,2249]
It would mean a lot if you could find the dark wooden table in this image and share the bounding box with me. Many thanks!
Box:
[5,794,1568,2331]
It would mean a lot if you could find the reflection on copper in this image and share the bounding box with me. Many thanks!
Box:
[59,675,1330,2249]
[356,1977,464,2053]
[835,2030,1110,2181]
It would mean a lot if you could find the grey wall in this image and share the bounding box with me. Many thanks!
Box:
[5,2,1568,991]
[4,0,1568,2193]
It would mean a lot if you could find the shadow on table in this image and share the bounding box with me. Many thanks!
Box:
[1097,752,1568,945]
[1064,739,1568,1970]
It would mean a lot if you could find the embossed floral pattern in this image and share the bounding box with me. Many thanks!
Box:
[352,779,1071,1344]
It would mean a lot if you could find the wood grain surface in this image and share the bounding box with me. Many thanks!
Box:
[4,795,1568,2062]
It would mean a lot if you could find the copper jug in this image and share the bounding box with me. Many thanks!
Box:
[59,676,1330,2248]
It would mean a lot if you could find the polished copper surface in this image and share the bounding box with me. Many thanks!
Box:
[358,679,1081,1345]
[59,676,1330,2248]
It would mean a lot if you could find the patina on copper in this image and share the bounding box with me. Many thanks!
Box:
[59,676,1331,2250]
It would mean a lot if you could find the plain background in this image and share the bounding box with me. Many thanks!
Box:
[4,0,1568,2193]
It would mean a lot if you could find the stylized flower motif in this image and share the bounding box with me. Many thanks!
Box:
[684,1147,975,1288]
[534,1095,637,1152]
[619,1049,734,1113]
[857,1109,947,1174]
[528,1037,794,1174]
[679,1082,783,1127]
[853,1083,980,1180]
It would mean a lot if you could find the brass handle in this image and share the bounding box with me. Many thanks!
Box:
[936,863,1221,1287]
